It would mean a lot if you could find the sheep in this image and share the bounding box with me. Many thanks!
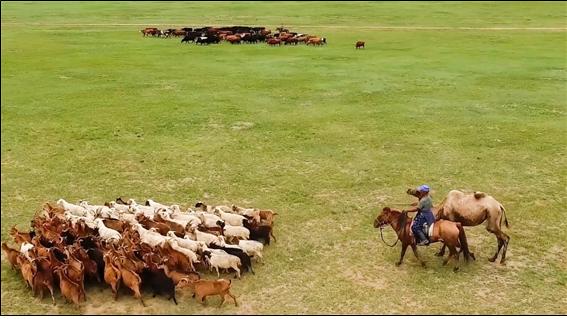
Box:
[213,208,247,227]
[133,224,166,247]
[167,231,207,253]
[20,242,35,262]
[170,211,202,227]
[94,219,122,243]
[129,205,156,218]
[231,204,261,223]
[105,201,130,214]
[57,199,90,217]
[79,201,112,216]
[187,228,223,246]
[237,240,264,263]
[176,278,238,307]
[209,243,255,275]
[223,224,250,243]
[204,253,241,279]
[146,199,169,210]
[195,201,232,214]
[196,212,225,228]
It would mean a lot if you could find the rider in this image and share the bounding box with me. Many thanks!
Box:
[403,185,435,246]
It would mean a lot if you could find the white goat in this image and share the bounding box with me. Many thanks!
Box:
[188,228,223,246]
[213,208,246,227]
[237,240,264,263]
[95,219,122,243]
[106,201,130,214]
[57,199,90,217]
[20,242,35,262]
[132,224,166,247]
[146,199,169,210]
[205,253,241,279]
[165,231,206,253]
[223,224,250,243]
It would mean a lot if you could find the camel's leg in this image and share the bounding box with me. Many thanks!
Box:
[435,244,447,257]
[411,244,426,268]
[396,244,408,266]
[496,230,510,264]
[488,237,503,263]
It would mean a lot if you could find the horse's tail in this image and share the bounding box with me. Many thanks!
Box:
[500,205,509,228]
[456,223,470,263]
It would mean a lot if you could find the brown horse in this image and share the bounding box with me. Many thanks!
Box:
[374,207,473,271]
[407,188,509,263]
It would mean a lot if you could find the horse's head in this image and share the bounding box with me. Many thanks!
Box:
[374,207,401,228]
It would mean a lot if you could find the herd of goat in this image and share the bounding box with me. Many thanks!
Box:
[141,25,328,46]
[2,198,278,310]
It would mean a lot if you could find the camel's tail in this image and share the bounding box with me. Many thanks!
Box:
[456,223,470,263]
[501,205,509,228]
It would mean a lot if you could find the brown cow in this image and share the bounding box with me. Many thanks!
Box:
[172,30,186,37]
[355,41,365,49]
[141,29,152,37]
[260,29,271,35]
[284,38,298,45]
[267,38,282,46]
[226,36,242,44]
[306,38,323,46]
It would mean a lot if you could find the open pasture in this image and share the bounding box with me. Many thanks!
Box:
[1,1,566,315]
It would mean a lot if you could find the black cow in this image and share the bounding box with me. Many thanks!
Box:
[195,36,220,45]
[181,32,200,43]
[242,35,258,44]
[181,27,193,32]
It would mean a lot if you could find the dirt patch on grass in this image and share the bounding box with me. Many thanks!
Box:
[231,122,255,130]
[342,267,389,291]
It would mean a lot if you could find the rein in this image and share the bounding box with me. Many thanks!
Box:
[379,219,399,247]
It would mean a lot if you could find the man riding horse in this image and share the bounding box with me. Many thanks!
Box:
[402,185,435,246]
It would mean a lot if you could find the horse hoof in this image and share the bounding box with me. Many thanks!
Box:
[421,262,426,268]
[453,267,459,272]
[435,252,444,257]
[470,253,476,261]
[488,257,497,263]
[395,262,402,267]
[500,259,506,265]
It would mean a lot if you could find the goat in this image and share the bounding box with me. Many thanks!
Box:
[223,224,250,243]
[113,256,145,307]
[213,208,246,227]
[176,278,238,306]
[94,219,122,243]
[140,267,178,305]
[2,242,21,270]
[158,262,200,284]
[204,251,242,279]
[57,199,90,217]
[55,265,82,310]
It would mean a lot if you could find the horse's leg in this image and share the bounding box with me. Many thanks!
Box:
[396,244,408,266]
[488,236,503,263]
[451,246,460,272]
[410,244,426,268]
[435,244,447,257]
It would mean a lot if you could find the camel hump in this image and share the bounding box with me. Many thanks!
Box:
[474,191,487,199]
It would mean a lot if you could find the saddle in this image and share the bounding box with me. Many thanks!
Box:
[409,219,434,241]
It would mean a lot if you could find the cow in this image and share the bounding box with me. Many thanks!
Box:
[181,32,201,43]
[284,38,298,45]
[226,36,242,44]
[267,38,282,46]
[355,41,365,49]
[196,36,220,45]
[306,38,323,46]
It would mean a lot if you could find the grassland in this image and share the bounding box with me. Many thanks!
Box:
[1,1,566,315]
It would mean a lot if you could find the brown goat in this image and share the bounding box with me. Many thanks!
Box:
[2,242,21,271]
[154,214,185,236]
[72,244,101,283]
[55,266,82,310]
[102,218,128,233]
[31,258,56,304]
[17,254,36,292]
[136,215,171,236]
[177,278,238,306]
[64,249,86,301]
[159,262,200,284]
[113,256,145,307]
[103,253,122,300]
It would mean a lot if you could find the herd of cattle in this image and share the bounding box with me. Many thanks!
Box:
[141,25,328,46]
[2,198,278,310]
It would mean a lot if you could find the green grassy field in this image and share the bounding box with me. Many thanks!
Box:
[1,1,566,315]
